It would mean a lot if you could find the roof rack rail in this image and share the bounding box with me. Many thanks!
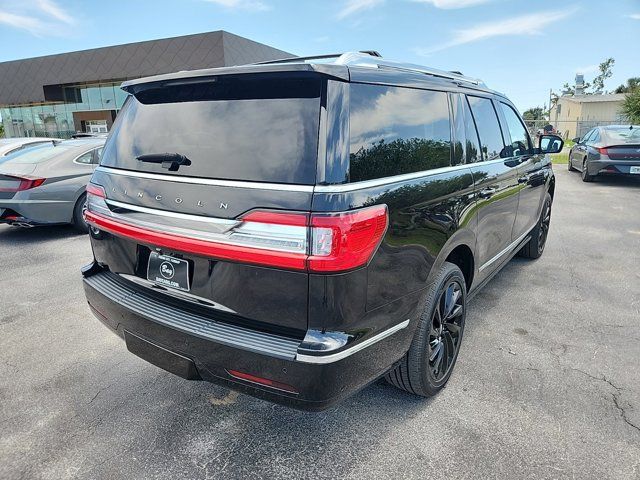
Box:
[254,50,381,65]
[336,52,485,87]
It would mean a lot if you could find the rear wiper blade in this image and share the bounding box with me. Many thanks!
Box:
[136,153,191,172]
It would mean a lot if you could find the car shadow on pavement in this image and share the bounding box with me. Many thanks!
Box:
[0,224,85,246]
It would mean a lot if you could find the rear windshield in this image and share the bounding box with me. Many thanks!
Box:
[100,73,323,184]
[604,127,640,144]
[0,144,73,165]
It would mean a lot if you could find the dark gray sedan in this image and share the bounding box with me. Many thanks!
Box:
[568,125,640,182]
[0,139,105,232]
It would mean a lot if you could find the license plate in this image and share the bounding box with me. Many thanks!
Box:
[147,252,190,292]
[630,166,640,174]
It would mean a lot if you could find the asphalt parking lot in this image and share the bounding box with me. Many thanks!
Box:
[1,168,639,480]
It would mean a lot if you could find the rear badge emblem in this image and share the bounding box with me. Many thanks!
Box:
[159,262,175,279]
[219,202,228,210]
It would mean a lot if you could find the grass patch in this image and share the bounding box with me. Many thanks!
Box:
[551,152,569,164]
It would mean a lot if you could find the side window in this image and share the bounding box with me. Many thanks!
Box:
[450,93,481,164]
[581,129,594,143]
[75,150,94,164]
[467,95,506,161]
[92,147,104,164]
[349,84,451,182]
[590,130,600,143]
[499,102,531,157]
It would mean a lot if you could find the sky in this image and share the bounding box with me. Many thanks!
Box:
[0,0,639,111]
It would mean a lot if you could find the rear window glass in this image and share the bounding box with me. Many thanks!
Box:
[100,73,322,184]
[348,84,451,182]
[604,127,640,143]
[0,144,73,164]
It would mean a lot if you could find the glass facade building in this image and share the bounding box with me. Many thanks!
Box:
[0,30,292,140]
[1,82,129,139]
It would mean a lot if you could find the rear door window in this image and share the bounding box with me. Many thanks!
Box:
[467,96,506,161]
[100,73,323,184]
[348,84,451,182]
[451,93,481,165]
[499,102,532,157]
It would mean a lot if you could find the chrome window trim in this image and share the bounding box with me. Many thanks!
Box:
[98,159,510,195]
[105,198,238,226]
[315,159,508,193]
[295,319,410,364]
[95,166,315,192]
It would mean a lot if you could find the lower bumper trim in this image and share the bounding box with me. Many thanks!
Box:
[295,319,410,364]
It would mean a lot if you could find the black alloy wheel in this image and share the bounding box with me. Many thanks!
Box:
[537,199,551,256]
[385,262,467,397]
[427,279,464,385]
[518,192,552,259]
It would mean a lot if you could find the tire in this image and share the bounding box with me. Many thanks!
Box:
[567,153,576,171]
[518,192,551,259]
[581,159,595,182]
[72,193,89,234]
[386,261,466,397]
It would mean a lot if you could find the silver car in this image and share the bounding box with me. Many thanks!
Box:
[0,139,105,232]
[0,137,59,157]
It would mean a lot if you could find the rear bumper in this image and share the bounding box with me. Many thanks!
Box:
[587,159,640,176]
[0,198,73,225]
[83,267,411,410]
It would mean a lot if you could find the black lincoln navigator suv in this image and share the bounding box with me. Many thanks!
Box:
[82,52,563,410]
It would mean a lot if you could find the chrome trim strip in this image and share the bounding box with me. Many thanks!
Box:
[105,199,238,226]
[95,166,315,192]
[295,319,410,364]
[314,162,479,193]
[478,228,533,272]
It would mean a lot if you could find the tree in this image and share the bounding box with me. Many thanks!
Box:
[621,89,640,124]
[591,58,615,94]
[561,82,575,95]
[522,107,545,121]
[0,123,4,138]
[614,77,640,94]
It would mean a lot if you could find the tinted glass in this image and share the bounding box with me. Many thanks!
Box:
[451,94,481,165]
[581,129,595,142]
[349,84,451,182]
[467,96,505,161]
[499,102,531,157]
[100,73,322,184]
[604,126,640,143]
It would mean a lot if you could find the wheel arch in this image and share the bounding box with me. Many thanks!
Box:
[426,228,476,292]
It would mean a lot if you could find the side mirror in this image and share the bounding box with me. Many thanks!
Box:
[539,134,564,154]
[572,137,581,143]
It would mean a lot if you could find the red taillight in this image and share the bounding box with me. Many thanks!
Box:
[0,175,46,192]
[596,147,609,156]
[226,369,298,394]
[308,205,389,272]
[86,183,106,198]
[84,210,309,270]
[85,200,388,273]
